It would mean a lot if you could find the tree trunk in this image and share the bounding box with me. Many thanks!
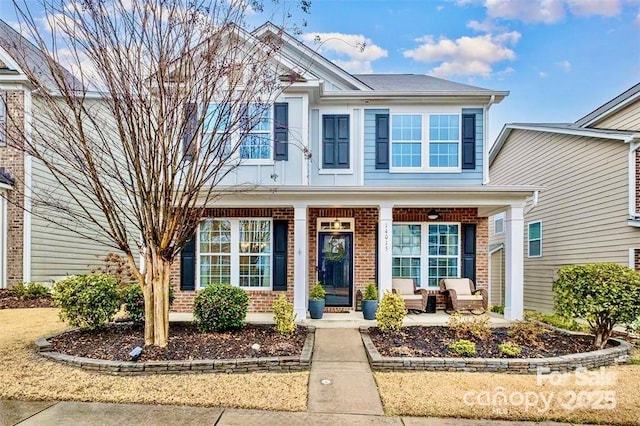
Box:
[593,327,612,350]
[143,250,172,347]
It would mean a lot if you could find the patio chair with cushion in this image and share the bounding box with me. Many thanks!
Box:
[439,278,488,314]
[391,278,428,313]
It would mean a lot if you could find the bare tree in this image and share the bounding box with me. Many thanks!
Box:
[6,0,309,346]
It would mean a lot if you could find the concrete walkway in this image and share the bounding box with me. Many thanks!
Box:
[307,328,384,415]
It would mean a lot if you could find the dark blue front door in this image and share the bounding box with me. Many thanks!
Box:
[318,232,353,307]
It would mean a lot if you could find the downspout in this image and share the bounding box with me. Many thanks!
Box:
[628,140,640,219]
[482,95,496,185]
[524,190,539,215]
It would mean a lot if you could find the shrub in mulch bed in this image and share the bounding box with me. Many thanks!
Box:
[48,323,308,362]
[0,289,53,309]
[369,326,608,358]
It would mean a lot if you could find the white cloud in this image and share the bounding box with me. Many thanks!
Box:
[539,71,549,78]
[556,60,571,72]
[403,31,520,78]
[566,0,621,17]
[302,32,388,73]
[437,5,445,11]
[485,0,566,23]
[467,19,495,32]
[636,11,640,25]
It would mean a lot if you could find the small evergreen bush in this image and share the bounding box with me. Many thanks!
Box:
[447,312,491,340]
[363,282,377,300]
[309,282,326,300]
[52,274,121,330]
[448,339,476,356]
[524,310,586,332]
[498,341,522,357]
[10,282,51,299]
[508,321,546,346]
[375,291,407,332]
[123,283,175,323]
[490,305,504,314]
[193,284,249,332]
[272,295,296,334]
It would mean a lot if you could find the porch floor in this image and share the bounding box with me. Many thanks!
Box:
[169,310,510,329]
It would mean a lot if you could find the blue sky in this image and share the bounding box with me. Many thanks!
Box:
[1,0,639,143]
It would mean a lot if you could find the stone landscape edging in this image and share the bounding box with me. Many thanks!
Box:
[35,326,315,375]
[359,326,632,374]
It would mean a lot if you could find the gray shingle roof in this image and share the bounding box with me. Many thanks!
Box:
[353,74,500,93]
[575,82,640,127]
[0,19,81,91]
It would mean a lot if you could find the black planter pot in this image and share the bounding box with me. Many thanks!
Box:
[362,300,378,320]
[308,299,325,319]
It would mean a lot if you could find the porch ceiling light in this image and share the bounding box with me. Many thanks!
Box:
[427,209,440,220]
[332,218,341,230]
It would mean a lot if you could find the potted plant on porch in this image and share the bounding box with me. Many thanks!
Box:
[308,282,326,319]
[362,282,378,320]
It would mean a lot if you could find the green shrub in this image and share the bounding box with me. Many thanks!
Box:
[272,295,296,335]
[309,282,326,300]
[554,262,640,349]
[52,274,121,330]
[498,341,522,357]
[123,283,175,323]
[363,282,377,300]
[508,321,546,347]
[525,310,587,332]
[448,339,476,356]
[193,284,249,332]
[375,291,407,332]
[10,282,51,299]
[447,312,491,340]
[490,305,504,314]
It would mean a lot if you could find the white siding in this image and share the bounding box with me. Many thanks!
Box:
[490,129,640,312]
[591,98,640,131]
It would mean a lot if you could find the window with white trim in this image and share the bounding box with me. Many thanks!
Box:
[494,213,505,235]
[528,221,542,258]
[428,114,459,168]
[199,218,272,289]
[203,103,232,158]
[391,114,422,168]
[392,223,460,287]
[240,103,272,160]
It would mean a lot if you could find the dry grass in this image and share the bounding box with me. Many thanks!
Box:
[0,309,307,411]
[375,354,640,425]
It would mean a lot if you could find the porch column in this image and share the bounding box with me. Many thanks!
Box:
[293,204,308,320]
[504,204,524,320]
[378,203,393,299]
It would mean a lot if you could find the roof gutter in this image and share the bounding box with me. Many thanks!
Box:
[483,94,496,185]
[320,89,509,99]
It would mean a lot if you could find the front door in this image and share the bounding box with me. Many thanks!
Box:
[318,232,353,307]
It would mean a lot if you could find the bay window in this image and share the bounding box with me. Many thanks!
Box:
[392,223,460,287]
[199,218,272,289]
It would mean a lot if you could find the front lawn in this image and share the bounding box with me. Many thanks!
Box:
[0,308,308,411]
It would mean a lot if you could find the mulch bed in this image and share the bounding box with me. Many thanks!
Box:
[49,323,308,362]
[0,289,53,309]
[369,326,607,358]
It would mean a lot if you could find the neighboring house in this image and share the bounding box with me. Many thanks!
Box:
[489,83,640,313]
[167,22,535,320]
[0,20,117,287]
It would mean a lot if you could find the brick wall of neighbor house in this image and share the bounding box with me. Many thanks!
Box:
[308,207,378,313]
[0,91,25,287]
[636,150,640,213]
[170,207,294,313]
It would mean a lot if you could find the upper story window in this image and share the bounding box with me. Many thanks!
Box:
[494,213,505,235]
[203,103,232,159]
[429,114,459,168]
[389,112,462,173]
[241,104,272,160]
[528,221,542,257]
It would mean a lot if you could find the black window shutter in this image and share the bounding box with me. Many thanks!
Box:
[375,114,389,169]
[272,220,288,291]
[322,115,350,169]
[182,103,198,160]
[336,116,350,167]
[273,102,288,161]
[180,233,196,291]
[461,224,476,285]
[322,115,336,168]
[462,114,476,170]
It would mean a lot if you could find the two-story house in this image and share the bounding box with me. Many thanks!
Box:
[489,82,640,313]
[169,23,535,321]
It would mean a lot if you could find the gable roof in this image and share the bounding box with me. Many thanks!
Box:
[575,82,640,128]
[490,122,640,165]
[354,74,502,95]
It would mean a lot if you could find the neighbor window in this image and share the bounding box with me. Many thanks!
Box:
[428,114,459,168]
[391,114,422,168]
[199,218,272,288]
[392,223,460,287]
[528,221,542,257]
[240,103,272,160]
[494,213,505,235]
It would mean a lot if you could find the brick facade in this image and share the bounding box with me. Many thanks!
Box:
[170,207,294,313]
[636,149,640,213]
[0,91,25,287]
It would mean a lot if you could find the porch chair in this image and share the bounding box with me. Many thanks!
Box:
[439,278,488,314]
[391,278,428,313]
